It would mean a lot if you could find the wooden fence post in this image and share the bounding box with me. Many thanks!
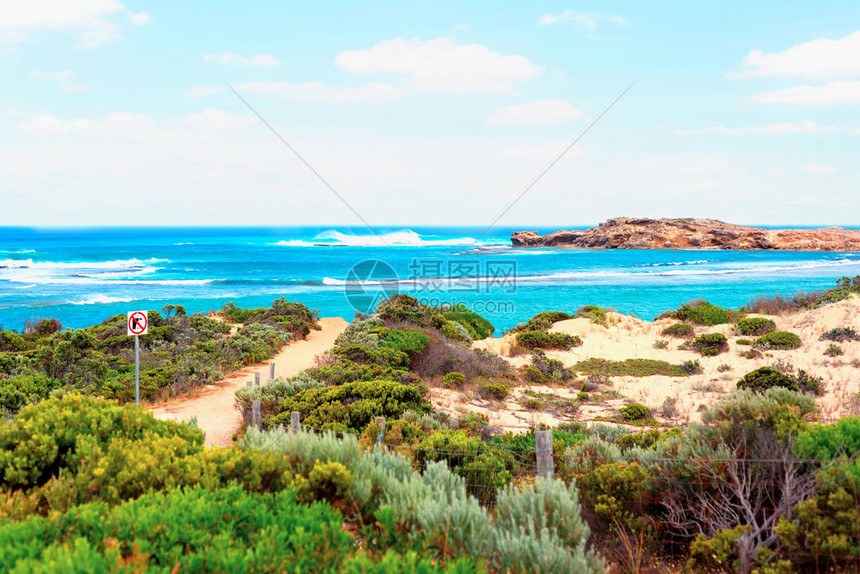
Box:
[269,362,275,381]
[375,417,386,446]
[536,430,554,479]
[290,411,300,434]
[251,399,261,429]
[254,372,260,387]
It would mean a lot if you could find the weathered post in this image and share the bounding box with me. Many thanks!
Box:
[290,411,300,434]
[269,362,275,381]
[254,372,260,387]
[536,430,554,479]
[375,417,386,446]
[251,399,261,429]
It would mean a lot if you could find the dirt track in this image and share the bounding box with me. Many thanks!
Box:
[149,316,348,446]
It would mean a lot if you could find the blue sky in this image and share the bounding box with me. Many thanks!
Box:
[2,1,859,226]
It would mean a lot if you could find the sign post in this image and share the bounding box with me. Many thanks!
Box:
[127,310,148,405]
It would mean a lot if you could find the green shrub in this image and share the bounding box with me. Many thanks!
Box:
[688,525,749,573]
[515,330,582,350]
[417,430,514,503]
[661,323,694,338]
[0,394,203,489]
[221,302,267,323]
[440,309,495,339]
[736,317,777,336]
[824,343,844,357]
[573,358,695,377]
[618,402,652,422]
[672,300,733,325]
[235,373,323,415]
[532,311,572,324]
[755,331,802,350]
[478,381,510,401]
[0,486,353,572]
[0,372,61,413]
[737,367,799,393]
[820,327,859,342]
[777,417,860,571]
[442,372,466,389]
[681,359,703,374]
[575,305,608,326]
[736,338,753,346]
[691,333,729,356]
[794,370,825,396]
[272,380,429,432]
[381,328,430,354]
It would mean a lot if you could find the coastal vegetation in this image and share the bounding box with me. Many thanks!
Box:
[0,298,319,411]
[0,277,858,571]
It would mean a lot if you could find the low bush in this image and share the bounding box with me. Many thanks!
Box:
[442,372,466,389]
[0,486,354,572]
[478,381,510,401]
[820,327,859,342]
[755,331,802,350]
[794,370,825,396]
[681,360,703,374]
[661,323,695,338]
[691,333,729,356]
[824,343,844,357]
[575,305,608,326]
[272,380,429,432]
[736,338,753,346]
[573,358,695,377]
[736,367,799,393]
[736,317,777,336]
[381,328,430,354]
[667,300,734,326]
[618,402,653,422]
[441,309,495,339]
[515,330,582,350]
[0,372,61,412]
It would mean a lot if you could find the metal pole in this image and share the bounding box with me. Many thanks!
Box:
[135,334,140,406]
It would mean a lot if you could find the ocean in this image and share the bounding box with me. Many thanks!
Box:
[1,226,859,333]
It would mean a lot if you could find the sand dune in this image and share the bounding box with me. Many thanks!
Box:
[441,296,860,432]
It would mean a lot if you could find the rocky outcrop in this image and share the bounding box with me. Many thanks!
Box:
[511,218,860,251]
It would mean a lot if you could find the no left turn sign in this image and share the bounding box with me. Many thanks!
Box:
[127,310,148,336]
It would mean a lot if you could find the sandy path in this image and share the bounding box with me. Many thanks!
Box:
[150,317,348,446]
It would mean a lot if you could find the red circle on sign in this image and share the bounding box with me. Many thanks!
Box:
[128,311,148,335]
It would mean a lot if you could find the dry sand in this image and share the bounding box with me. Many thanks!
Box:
[149,316,348,446]
[435,296,860,433]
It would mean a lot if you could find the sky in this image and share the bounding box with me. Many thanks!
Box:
[1,1,859,227]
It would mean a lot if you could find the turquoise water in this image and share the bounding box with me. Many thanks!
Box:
[1,226,859,333]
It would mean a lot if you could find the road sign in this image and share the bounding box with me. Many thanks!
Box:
[127,311,148,336]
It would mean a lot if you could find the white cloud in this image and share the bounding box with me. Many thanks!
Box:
[539,11,626,34]
[234,80,405,104]
[203,52,280,68]
[335,36,543,94]
[187,85,221,98]
[486,99,584,126]
[0,0,147,48]
[30,68,90,92]
[127,11,151,26]
[752,81,860,105]
[734,31,860,80]
[802,163,837,175]
[674,120,838,135]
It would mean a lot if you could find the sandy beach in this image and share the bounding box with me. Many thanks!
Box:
[149,316,348,446]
